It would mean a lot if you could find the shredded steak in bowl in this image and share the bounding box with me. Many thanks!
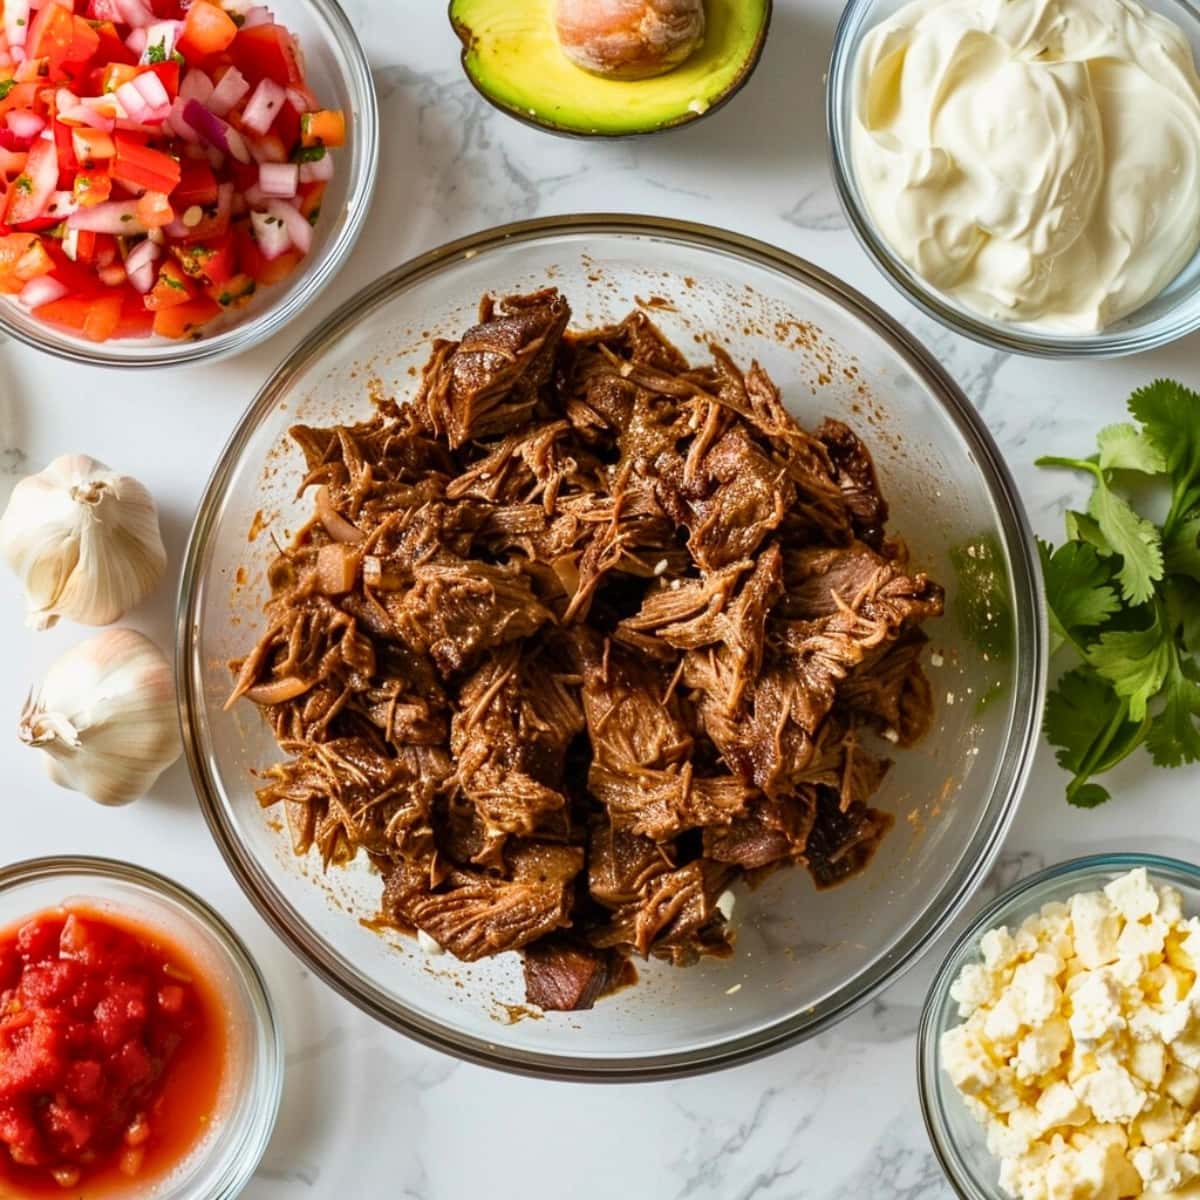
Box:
[179,217,1043,1079]
[227,287,945,1011]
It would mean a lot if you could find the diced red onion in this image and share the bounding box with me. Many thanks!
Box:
[224,125,250,165]
[67,199,149,235]
[285,87,313,114]
[62,104,117,130]
[61,227,80,261]
[251,208,291,260]
[115,0,156,27]
[259,161,297,198]
[125,26,148,56]
[127,260,157,293]
[299,150,334,183]
[242,5,272,27]
[183,99,250,163]
[241,77,286,136]
[5,0,30,47]
[167,97,199,142]
[125,238,160,293]
[266,197,311,255]
[115,80,152,124]
[44,190,79,220]
[207,67,249,117]
[140,20,181,64]
[132,70,170,112]
[179,69,214,105]
[7,111,45,140]
[97,263,127,288]
[19,276,69,308]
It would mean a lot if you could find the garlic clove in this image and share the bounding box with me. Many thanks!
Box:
[0,454,167,630]
[19,628,182,806]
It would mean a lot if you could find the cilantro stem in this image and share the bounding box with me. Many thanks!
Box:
[1065,695,1142,801]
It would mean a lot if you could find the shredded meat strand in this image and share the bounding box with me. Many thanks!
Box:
[230,290,944,1010]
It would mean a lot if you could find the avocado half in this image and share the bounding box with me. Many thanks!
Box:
[449,0,772,137]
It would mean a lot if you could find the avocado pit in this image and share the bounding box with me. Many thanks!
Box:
[553,0,706,81]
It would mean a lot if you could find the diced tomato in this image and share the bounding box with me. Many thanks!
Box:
[86,0,124,21]
[115,288,155,337]
[27,6,75,71]
[270,100,301,151]
[69,229,98,264]
[0,232,53,291]
[90,20,138,67]
[180,201,229,245]
[171,230,233,285]
[229,24,304,89]
[93,233,118,268]
[145,258,194,309]
[135,190,174,228]
[53,120,79,182]
[34,291,121,341]
[138,60,180,100]
[150,0,185,16]
[297,180,325,224]
[176,1,238,64]
[172,160,218,209]
[205,270,255,308]
[100,62,140,95]
[0,83,39,120]
[111,134,181,195]
[151,293,220,337]
[70,127,114,170]
[4,139,58,226]
[45,242,105,293]
[73,172,112,207]
[238,233,301,287]
[300,110,345,149]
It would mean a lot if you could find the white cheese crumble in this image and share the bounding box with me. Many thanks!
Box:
[940,868,1200,1199]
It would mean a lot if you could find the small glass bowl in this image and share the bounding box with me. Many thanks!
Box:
[826,0,1200,358]
[0,856,283,1200]
[0,0,378,368]
[918,853,1200,1198]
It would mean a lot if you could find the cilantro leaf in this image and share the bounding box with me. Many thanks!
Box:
[1146,651,1200,768]
[1167,577,1200,655]
[1044,666,1146,804]
[1165,512,1200,581]
[1087,614,1171,722]
[1065,510,1111,555]
[1129,379,1200,525]
[1087,475,1163,604]
[1039,538,1121,654]
[1097,423,1166,474]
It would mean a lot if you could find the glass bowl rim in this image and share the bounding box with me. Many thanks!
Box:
[916,851,1200,1199]
[0,0,379,370]
[176,211,1048,1081]
[825,0,1200,360]
[0,853,284,1199]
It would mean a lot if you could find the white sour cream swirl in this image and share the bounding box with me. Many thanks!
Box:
[851,0,1200,332]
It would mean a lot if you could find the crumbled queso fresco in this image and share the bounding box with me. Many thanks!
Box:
[942,869,1200,1199]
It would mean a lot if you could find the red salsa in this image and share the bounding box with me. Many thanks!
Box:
[0,906,227,1195]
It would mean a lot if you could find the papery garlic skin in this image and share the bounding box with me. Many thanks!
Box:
[19,628,182,806]
[0,454,166,630]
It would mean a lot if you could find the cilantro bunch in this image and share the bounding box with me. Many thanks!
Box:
[1036,379,1200,808]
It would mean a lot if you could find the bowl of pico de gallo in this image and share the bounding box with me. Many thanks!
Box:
[0,0,377,366]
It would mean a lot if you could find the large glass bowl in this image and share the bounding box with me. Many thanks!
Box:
[918,854,1200,1199]
[178,215,1046,1080]
[827,0,1200,358]
[0,856,282,1199]
[0,0,378,369]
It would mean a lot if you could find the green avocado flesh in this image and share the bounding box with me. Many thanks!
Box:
[450,0,771,136]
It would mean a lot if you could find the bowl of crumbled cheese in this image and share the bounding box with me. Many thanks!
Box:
[919,856,1200,1200]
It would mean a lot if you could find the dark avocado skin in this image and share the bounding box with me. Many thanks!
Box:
[448,0,773,139]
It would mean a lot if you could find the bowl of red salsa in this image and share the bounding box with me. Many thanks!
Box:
[0,0,377,366]
[0,857,281,1197]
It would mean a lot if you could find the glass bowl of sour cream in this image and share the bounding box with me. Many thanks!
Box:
[919,854,1200,1199]
[828,0,1200,357]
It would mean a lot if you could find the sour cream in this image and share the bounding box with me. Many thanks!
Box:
[851,0,1200,332]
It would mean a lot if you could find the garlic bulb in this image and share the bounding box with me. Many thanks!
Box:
[19,629,181,806]
[0,454,166,630]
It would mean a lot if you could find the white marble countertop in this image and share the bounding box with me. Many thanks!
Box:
[3,1,1200,1197]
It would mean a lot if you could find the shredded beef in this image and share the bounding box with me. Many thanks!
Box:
[231,289,943,1010]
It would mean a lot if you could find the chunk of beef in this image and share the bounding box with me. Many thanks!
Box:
[587,822,674,907]
[523,937,627,1011]
[839,631,935,746]
[383,840,582,961]
[816,418,889,549]
[420,290,571,449]
[703,789,818,871]
[805,791,893,889]
[588,762,752,841]
[390,560,552,676]
[780,542,896,620]
[657,425,794,571]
